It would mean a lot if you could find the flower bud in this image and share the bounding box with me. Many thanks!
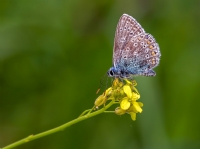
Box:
[115,107,126,115]
[104,87,112,97]
[131,80,137,86]
[94,95,106,107]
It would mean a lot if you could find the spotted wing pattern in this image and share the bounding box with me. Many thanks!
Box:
[113,14,161,76]
[113,14,145,66]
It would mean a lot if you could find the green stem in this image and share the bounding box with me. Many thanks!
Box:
[78,109,91,117]
[2,100,115,149]
[104,111,115,113]
[86,105,96,115]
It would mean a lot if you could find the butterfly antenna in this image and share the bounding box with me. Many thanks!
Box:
[105,74,109,89]
[96,73,108,94]
[100,72,108,86]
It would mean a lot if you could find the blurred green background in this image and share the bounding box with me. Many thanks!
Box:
[1,0,200,149]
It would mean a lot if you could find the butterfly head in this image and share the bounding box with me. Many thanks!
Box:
[107,67,116,77]
[107,66,131,78]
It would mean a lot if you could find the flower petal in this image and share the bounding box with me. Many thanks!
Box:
[132,102,143,113]
[132,92,140,101]
[130,112,136,121]
[137,102,143,107]
[120,97,131,110]
[123,85,132,98]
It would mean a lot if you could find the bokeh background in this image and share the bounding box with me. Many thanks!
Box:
[1,0,200,149]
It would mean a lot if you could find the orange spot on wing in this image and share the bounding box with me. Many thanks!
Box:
[151,58,156,64]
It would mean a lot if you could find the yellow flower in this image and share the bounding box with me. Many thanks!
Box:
[94,78,143,121]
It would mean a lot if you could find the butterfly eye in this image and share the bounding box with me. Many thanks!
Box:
[108,70,114,76]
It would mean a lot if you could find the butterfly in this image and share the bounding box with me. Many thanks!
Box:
[107,14,161,78]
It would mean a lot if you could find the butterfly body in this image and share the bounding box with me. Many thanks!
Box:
[107,14,161,79]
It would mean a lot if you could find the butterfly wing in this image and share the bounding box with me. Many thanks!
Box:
[113,14,161,77]
[113,14,145,67]
[121,33,161,76]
